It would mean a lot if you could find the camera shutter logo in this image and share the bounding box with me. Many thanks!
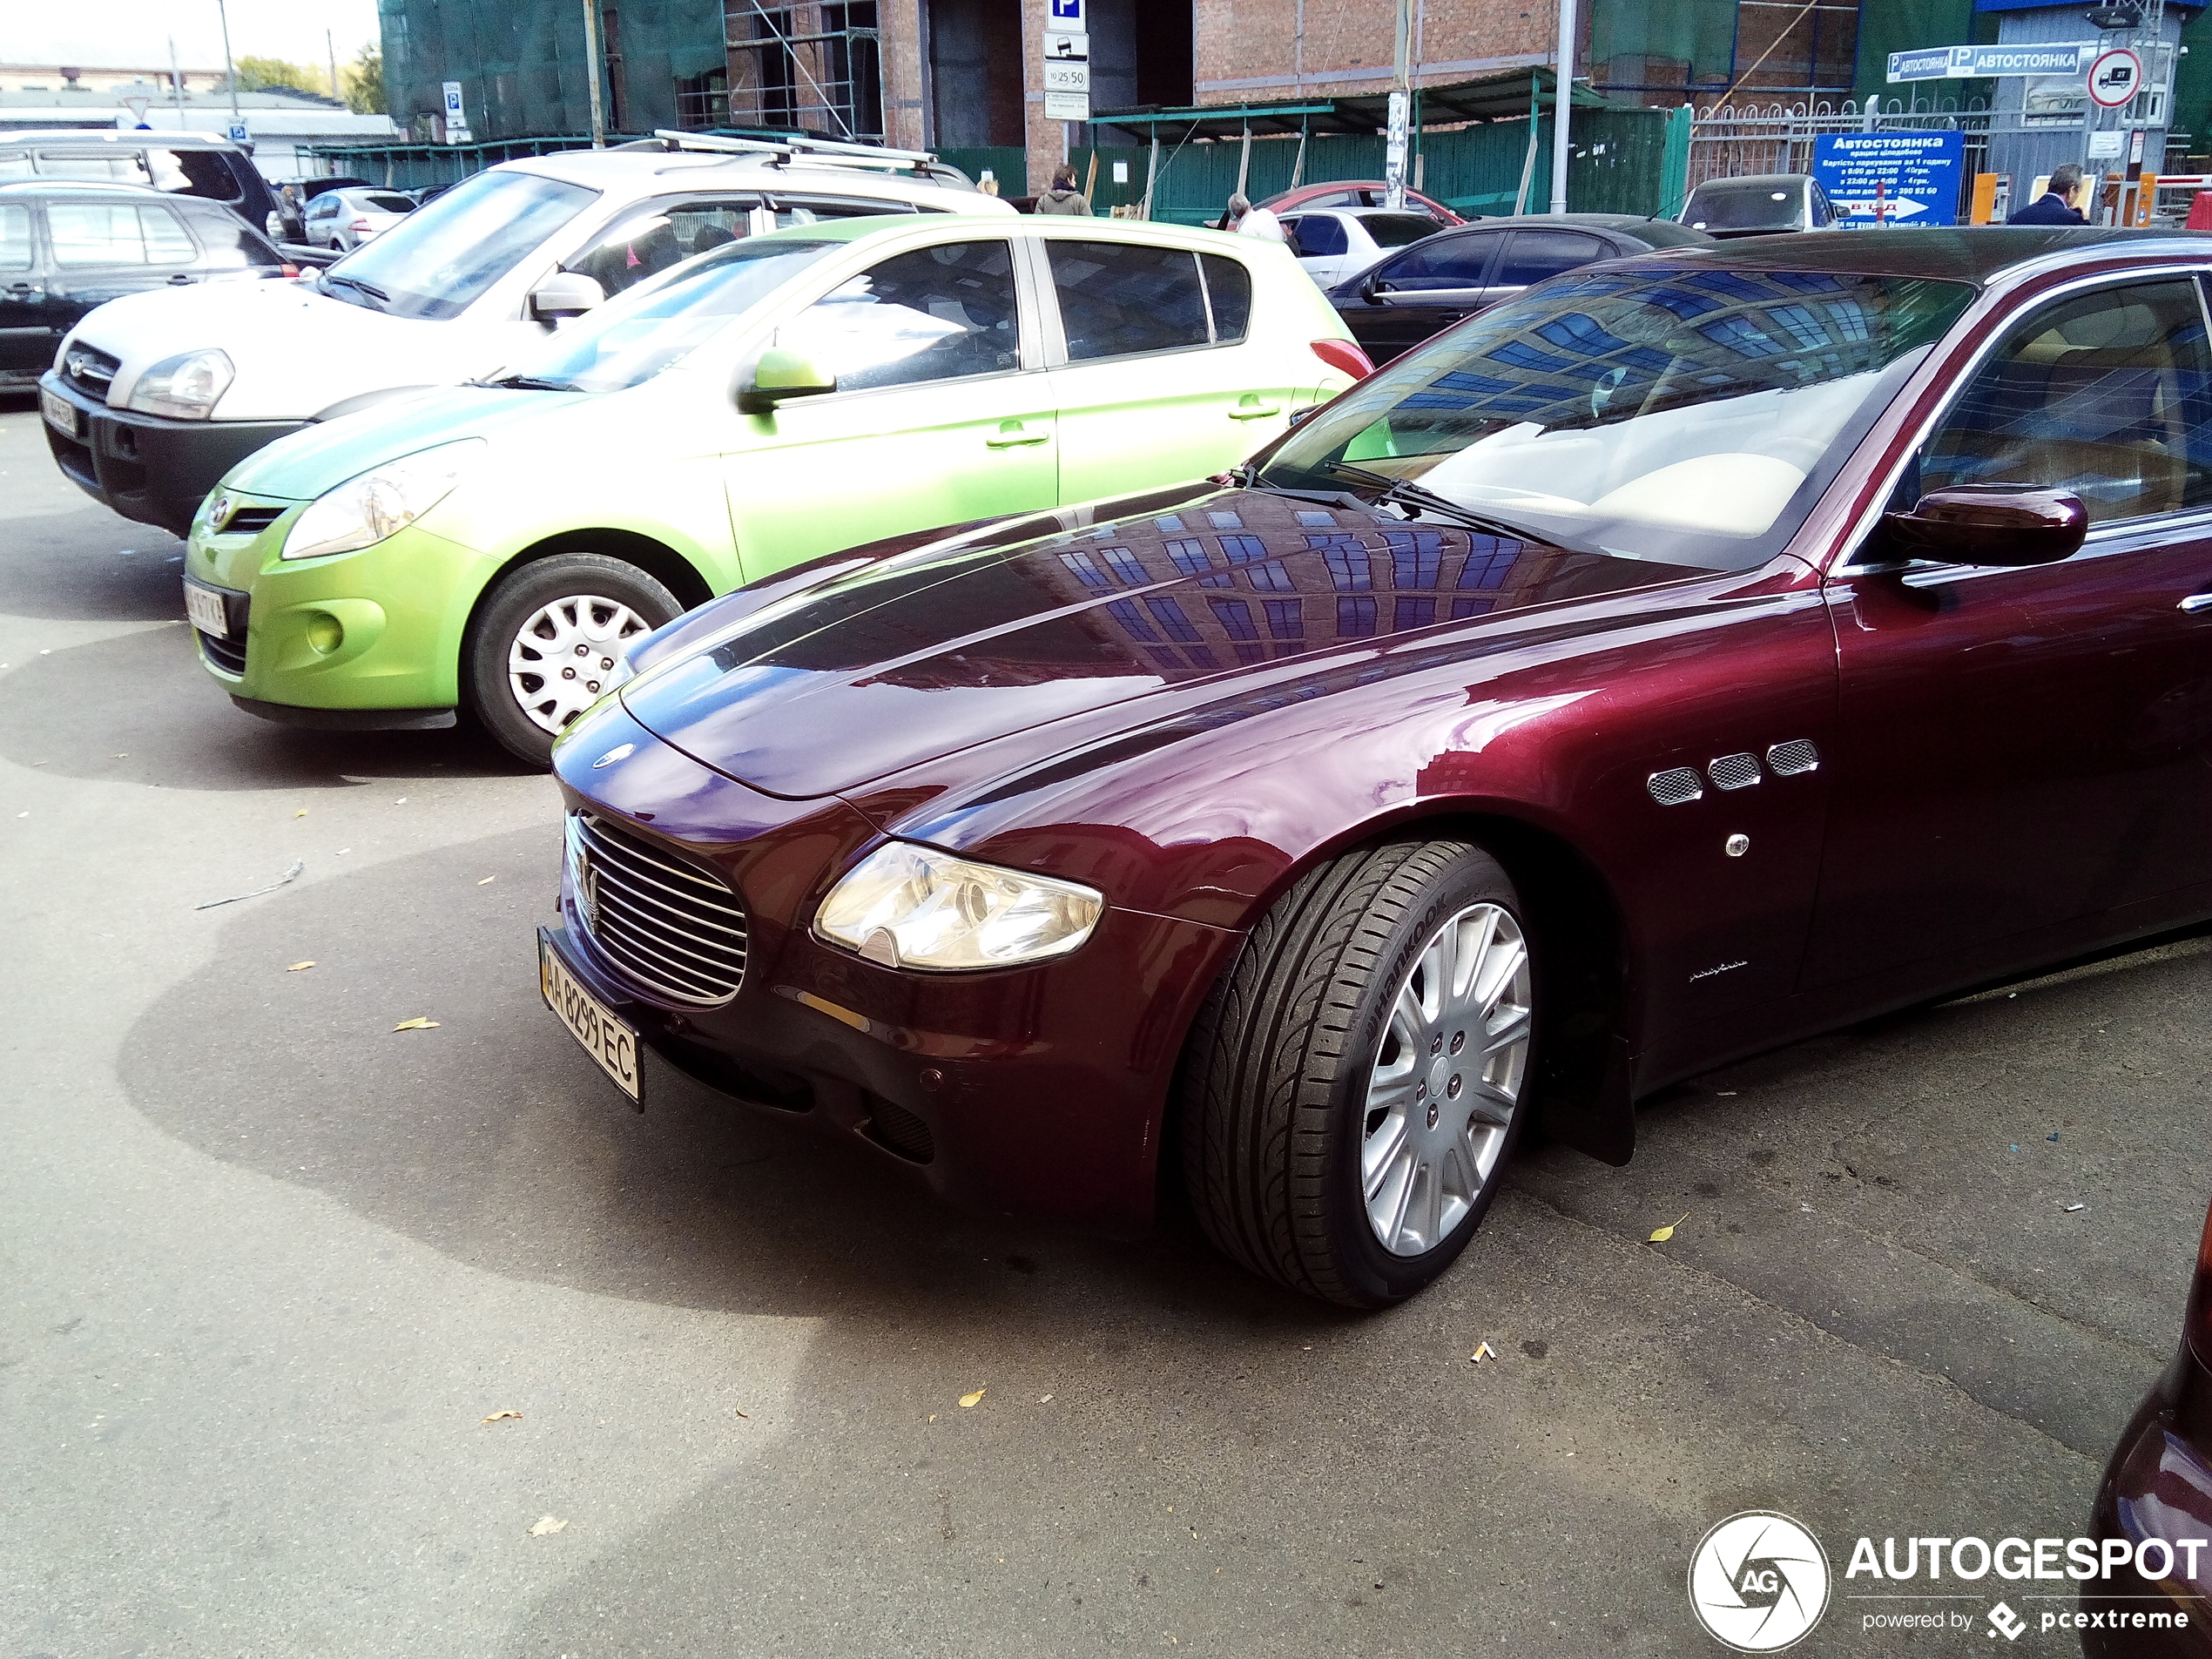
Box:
[1688,1511,1831,1651]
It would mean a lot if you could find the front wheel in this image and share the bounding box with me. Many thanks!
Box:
[463,553,681,766]
[1178,838,1536,1308]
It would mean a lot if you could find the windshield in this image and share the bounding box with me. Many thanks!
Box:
[1260,266,1974,570]
[501,237,841,393]
[323,169,597,320]
[1683,182,1804,233]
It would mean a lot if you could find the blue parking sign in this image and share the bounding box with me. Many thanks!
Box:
[1049,0,1085,24]
[1811,131,1964,227]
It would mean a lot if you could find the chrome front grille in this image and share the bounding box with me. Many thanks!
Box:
[64,342,118,398]
[567,812,749,1007]
[1707,752,1763,791]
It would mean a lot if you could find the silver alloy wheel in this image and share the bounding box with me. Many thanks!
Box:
[1360,901,1532,1257]
[507,593,651,735]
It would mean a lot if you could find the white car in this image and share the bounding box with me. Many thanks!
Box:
[302,185,415,251]
[39,131,1012,533]
[1278,206,1446,289]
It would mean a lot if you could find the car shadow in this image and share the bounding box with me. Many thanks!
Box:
[0,623,538,789]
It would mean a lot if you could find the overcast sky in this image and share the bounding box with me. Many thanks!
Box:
[11,0,382,71]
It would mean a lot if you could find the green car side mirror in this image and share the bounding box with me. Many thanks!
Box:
[738,347,838,415]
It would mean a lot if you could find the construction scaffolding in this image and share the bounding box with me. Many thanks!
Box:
[723,0,884,141]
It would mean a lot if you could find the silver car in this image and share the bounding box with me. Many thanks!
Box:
[303,186,416,252]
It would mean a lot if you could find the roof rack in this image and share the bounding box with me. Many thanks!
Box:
[640,128,948,176]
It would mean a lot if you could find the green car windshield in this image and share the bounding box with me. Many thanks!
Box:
[506,238,842,394]
[1260,267,1974,570]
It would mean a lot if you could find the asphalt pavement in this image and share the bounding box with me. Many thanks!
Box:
[1,391,2206,1657]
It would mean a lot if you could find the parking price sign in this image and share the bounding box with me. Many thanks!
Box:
[1811,131,1964,227]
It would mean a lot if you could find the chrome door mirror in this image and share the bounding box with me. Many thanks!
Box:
[737,347,838,415]
[529,271,605,322]
[1878,484,2087,567]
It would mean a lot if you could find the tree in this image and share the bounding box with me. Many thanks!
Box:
[342,44,386,116]
[234,54,329,97]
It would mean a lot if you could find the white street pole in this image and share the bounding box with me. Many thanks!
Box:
[328,29,341,105]
[215,0,240,124]
[168,37,186,118]
[1548,0,1575,213]
[583,0,607,147]
[1385,0,1412,209]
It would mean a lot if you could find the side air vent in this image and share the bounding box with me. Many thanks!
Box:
[1707,752,1763,791]
[1647,767,1704,806]
[1767,738,1820,776]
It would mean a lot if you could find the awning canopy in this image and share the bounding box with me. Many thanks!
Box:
[1090,68,1624,143]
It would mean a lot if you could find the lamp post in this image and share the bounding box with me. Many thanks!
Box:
[1549,0,1576,213]
[583,0,608,148]
[214,0,241,126]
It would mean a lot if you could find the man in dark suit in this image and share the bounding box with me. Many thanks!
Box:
[2010,164,2088,225]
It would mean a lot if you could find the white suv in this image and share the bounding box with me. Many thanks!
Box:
[41,132,1011,534]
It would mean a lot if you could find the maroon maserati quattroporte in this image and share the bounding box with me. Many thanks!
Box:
[540,226,2212,1307]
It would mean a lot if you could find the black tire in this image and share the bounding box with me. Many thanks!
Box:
[463,553,682,767]
[1178,838,1537,1308]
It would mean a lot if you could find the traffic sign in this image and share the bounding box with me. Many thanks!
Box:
[2088,47,2143,107]
[1042,59,1089,94]
[1042,91,1089,121]
[1043,30,1087,59]
[1887,42,2093,82]
[1047,0,1085,28]
[226,121,250,144]
[1812,131,1964,226]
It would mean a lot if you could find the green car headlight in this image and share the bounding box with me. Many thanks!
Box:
[814,842,1103,971]
[281,439,485,562]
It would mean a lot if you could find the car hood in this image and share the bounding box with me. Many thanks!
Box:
[615,482,1714,800]
[68,278,502,421]
[216,384,568,501]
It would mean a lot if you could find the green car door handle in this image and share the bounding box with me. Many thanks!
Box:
[1228,399,1282,421]
[985,421,1050,448]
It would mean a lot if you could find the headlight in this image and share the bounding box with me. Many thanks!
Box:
[127,348,234,420]
[281,439,485,561]
[814,842,1103,971]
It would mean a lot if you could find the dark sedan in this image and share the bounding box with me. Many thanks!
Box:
[2085,1198,2212,1654]
[543,226,2212,1307]
[0,180,289,392]
[1324,211,1715,363]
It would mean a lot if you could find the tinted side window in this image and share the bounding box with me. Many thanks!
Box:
[1379,233,1496,290]
[0,206,30,271]
[1049,240,1209,360]
[196,215,284,269]
[1201,254,1251,344]
[1492,231,1606,288]
[49,203,197,266]
[570,197,759,296]
[1916,279,2212,525]
[1291,215,1348,257]
[779,238,1020,392]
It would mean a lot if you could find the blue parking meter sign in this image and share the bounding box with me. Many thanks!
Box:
[226,121,250,145]
[1049,0,1085,26]
[1811,131,1964,226]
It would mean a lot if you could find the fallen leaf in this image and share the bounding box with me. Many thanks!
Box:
[959,1388,986,1408]
[732,1407,749,1419]
[477,876,496,886]
[527,1514,566,1536]
[392,1016,441,1031]
[287,961,315,972]
[481,1410,523,1424]
[1648,1212,1689,1244]
[111,753,128,759]
[1038,1393,1053,1404]
[1470,1340,1496,1364]
[293,809,307,819]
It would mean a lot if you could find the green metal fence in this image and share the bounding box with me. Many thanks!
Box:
[300,133,634,190]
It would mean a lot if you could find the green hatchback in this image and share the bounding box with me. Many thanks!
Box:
[182,212,1368,761]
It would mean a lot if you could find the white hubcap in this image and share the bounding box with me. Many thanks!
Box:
[507,594,651,735]
[1360,901,1532,1258]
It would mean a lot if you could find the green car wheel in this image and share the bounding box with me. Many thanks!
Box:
[464,553,682,765]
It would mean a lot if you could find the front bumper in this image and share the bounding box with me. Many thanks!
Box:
[185,502,487,718]
[40,369,303,536]
[547,701,1242,1237]
[2084,1345,2212,1656]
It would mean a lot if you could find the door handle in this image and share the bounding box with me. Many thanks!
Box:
[2181,594,2212,613]
[985,421,1049,448]
[1228,400,1282,421]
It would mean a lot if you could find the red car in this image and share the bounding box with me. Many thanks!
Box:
[542,226,2212,1307]
[2086,1198,2212,1655]
[1258,179,1465,225]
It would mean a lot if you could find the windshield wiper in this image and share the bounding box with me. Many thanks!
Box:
[322,272,389,308]
[1323,462,1543,542]
[477,374,577,391]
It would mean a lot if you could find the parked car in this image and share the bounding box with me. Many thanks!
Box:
[1280,206,1445,288]
[2,181,288,391]
[1325,212,1714,363]
[1679,172,1838,238]
[179,213,1365,763]
[540,226,2212,1307]
[2086,1196,2212,1655]
[302,185,415,252]
[1258,180,1465,226]
[42,131,1015,535]
[0,129,281,240]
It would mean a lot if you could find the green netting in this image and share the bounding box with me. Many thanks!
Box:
[1851,0,1979,103]
[1589,0,1742,95]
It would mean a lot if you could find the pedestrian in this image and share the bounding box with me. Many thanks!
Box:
[2009,163,2087,226]
[1221,191,1286,242]
[1035,165,1090,215]
[275,183,305,243]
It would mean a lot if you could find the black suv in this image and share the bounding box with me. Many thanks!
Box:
[0,132,281,239]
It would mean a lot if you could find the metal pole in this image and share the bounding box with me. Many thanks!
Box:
[583,0,608,147]
[1386,0,1412,209]
[328,29,341,105]
[168,37,186,118]
[215,0,241,123]
[1548,0,1575,213]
